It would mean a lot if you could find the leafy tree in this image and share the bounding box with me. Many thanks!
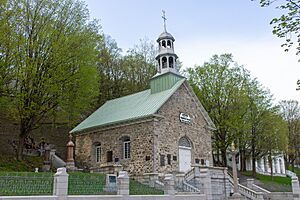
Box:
[257,0,300,56]
[242,79,274,176]
[97,37,156,105]
[187,54,251,167]
[279,100,300,170]
[122,38,157,94]
[261,110,288,178]
[256,0,300,89]
[97,35,124,106]
[0,0,101,160]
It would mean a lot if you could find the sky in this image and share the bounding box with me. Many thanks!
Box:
[84,0,300,103]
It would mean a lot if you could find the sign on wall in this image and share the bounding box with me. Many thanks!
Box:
[179,113,191,124]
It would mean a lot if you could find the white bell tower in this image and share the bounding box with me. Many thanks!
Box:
[155,10,179,75]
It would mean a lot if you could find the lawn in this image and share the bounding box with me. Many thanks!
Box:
[288,166,300,179]
[242,171,292,192]
[0,155,43,172]
[130,179,164,195]
[0,171,164,196]
[0,155,163,196]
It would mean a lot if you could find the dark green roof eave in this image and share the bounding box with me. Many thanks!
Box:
[70,114,164,134]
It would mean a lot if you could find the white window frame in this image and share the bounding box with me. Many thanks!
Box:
[95,145,101,163]
[123,141,131,159]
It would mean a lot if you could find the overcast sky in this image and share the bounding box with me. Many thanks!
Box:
[84,0,300,103]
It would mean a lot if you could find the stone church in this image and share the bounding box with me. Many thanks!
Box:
[71,27,216,176]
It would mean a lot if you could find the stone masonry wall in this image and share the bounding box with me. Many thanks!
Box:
[75,120,155,175]
[154,81,213,174]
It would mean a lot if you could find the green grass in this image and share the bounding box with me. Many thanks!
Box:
[68,172,108,195]
[0,155,43,172]
[288,166,300,178]
[0,172,54,196]
[242,171,291,185]
[129,179,164,195]
[242,171,292,192]
[0,171,164,196]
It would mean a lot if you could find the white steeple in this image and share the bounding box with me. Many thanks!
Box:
[155,10,179,75]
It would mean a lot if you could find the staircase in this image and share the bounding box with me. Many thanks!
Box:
[175,168,201,193]
[228,172,267,200]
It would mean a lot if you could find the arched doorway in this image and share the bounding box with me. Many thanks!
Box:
[178,136,192,172]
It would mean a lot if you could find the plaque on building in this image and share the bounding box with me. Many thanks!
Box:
[179,113,191,123]
[104,174,117,193]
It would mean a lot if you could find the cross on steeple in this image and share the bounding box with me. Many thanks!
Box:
[162,10,167,32]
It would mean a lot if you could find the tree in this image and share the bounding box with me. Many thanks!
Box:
[97,35,124,106]
[257,0,300,56]
[97,37,156,106]
[261,110,288,178]
[242,79,274,176]
[122,37,157,94]
[0,0,101,160]
[279,100,300,170]
[187,54,252,167]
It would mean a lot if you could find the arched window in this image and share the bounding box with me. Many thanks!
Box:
[169,57,174,68]
[94,143,101,163]
[162,57,167,68]
[120,136,131,159]
[179,136,191,148]
[157,60,161,72]
[162,40,166,48]
[167,40,171,48]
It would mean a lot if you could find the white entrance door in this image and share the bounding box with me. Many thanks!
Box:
[179,147,192,172]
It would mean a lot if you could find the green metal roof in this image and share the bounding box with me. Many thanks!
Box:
[70,78,186,133]
[150,72,185,94]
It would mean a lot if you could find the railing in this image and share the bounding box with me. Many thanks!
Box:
[129,179,164,195]
[68,173,111,195]
[238,184,264,199]
[0,172,53,196]
[184,168,195,182]
[286,170,297,177]
[182,181,201,193]
[252,184,271,194]
[154,180,164,189]
[227,172,264,200]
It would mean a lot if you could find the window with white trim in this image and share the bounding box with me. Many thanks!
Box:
[95,145,101,163]
[123,139,131,159]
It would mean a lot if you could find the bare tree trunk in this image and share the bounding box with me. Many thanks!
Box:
[17,119,32,161]
[284,154,289,170]
[252,156,256,177]
[221,148,227,167]
[216,149,221,166]
[240,149,247,172]
[268,154,273,180]
[17,133,26,161]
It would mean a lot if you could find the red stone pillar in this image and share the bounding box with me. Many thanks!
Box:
[42,145,51,171]
[66,134,75,170]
